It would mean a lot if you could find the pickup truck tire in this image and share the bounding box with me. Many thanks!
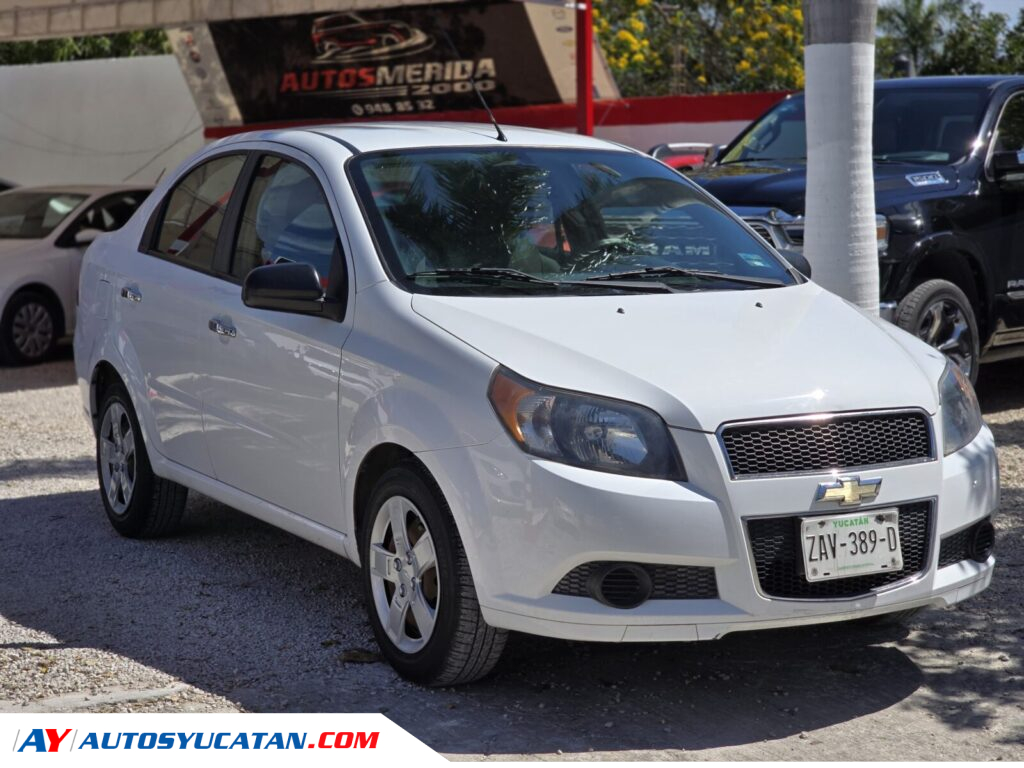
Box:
[361,462,508,686]
[895,279,979,383]
[97,382,188,538]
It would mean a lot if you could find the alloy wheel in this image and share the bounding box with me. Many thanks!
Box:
[99,402,137,515]
[368,495,440,654]
[915,297,974,380]
[10,302,53,359]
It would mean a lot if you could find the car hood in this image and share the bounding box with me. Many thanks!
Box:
[691,160,959,215]
[411,282,943,432]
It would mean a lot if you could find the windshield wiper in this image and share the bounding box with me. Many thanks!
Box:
[407,267,559,284]
[584,266,784,288]
[407,267,673,293]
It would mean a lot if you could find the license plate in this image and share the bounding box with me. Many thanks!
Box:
[800,509,902,582]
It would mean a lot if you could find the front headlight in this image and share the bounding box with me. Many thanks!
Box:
[488,368,685,479]
[939,362,982,455]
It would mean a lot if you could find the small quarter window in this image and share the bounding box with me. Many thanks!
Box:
[231,156,339,286]
[152,154,245,270]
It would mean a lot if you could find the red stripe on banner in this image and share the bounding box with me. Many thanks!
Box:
[203,91,788,139]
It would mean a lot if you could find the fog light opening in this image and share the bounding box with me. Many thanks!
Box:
[968,519,995,563]
[588,563,652,609]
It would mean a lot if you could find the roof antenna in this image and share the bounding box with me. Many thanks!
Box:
[441,30,507,142]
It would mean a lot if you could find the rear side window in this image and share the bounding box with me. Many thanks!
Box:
[230,155,338,287]
[152,155,245,270]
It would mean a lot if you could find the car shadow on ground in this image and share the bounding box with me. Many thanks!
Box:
[0,347,74,394]
[1,486,1020,755]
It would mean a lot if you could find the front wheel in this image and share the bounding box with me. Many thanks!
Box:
[360,463,507,685]
[894,279,980,383]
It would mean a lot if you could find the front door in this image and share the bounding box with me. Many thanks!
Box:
[983,90,1024,333]
[198,151,352,529]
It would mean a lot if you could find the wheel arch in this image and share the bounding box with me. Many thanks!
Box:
[350,442,426,566]
[89,359,127,434]
[902,241,990,340]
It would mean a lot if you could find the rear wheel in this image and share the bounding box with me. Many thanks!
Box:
[360,463,507,685]
[97,382,187,538]
[0,291,59,365]
[895,279,979,383]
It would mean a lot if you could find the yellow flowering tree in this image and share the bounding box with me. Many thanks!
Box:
[594,0,804,95]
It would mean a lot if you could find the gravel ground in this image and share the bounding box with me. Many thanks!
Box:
[0,350,1021,760]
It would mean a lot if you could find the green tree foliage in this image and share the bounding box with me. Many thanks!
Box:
[0,29,169,66]
[594,0,804,97]
[877,1,1024,77]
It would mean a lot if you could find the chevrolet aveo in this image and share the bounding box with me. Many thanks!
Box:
[74,124,998,685]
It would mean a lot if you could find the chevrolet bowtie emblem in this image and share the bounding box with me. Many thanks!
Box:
[815,476,882,506]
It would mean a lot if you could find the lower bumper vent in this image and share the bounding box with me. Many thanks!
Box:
[747,502,932,599]
[938,517,995,567]
[554,561,718,608]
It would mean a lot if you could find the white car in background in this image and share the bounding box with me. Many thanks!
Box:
[74,125,998,686]
[0,185,150,364]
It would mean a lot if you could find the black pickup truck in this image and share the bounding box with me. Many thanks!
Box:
[691,76,1024,382]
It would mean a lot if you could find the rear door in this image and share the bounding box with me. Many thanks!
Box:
[112,154,246,476]
[196,148,353,529]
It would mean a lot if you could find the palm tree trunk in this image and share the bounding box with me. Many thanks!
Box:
[803,0,879,314]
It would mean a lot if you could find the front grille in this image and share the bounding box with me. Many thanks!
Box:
[554,562,718,600]
[721,411,933,478]
[747,502,932,599]
[745,220,775,245]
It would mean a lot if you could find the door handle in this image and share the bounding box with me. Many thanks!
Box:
[208,318,237,338]
[120,286,142,303]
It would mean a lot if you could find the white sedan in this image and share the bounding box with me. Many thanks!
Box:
[0,185,150,364]
[74,124,997,685]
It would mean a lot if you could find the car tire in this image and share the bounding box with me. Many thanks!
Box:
[894,279,980,383]
[360,462,507,686]
[0,290,59,365]
[96,382,187,538]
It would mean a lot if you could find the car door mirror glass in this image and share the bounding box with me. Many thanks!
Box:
[242,262,328,315]
[991,150,1024,187]
[74,227,103,246]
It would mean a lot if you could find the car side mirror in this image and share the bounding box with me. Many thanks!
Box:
[991,150,1024,186]
[704,144,727,166]
[242,262,331,316]
[74,228,103,246]
[779,249,812,279]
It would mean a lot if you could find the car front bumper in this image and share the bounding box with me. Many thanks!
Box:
[418,423,998,642]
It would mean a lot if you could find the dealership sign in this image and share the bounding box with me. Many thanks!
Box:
[170,0,618,127]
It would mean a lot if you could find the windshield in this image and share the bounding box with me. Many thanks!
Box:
[0,191,88,239]
[351,148,796,295]
[721,88,988,166]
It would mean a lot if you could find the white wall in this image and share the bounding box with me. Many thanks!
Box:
[0,55,203,187]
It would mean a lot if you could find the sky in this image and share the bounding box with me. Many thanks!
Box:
[979,0,1023,19]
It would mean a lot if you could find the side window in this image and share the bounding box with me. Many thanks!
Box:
[231,155,338,286]
[64,191,149,243]
[152,155,245,270]
[994,94,1024,154]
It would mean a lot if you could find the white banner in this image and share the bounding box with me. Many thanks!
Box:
[4,713,444,766]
